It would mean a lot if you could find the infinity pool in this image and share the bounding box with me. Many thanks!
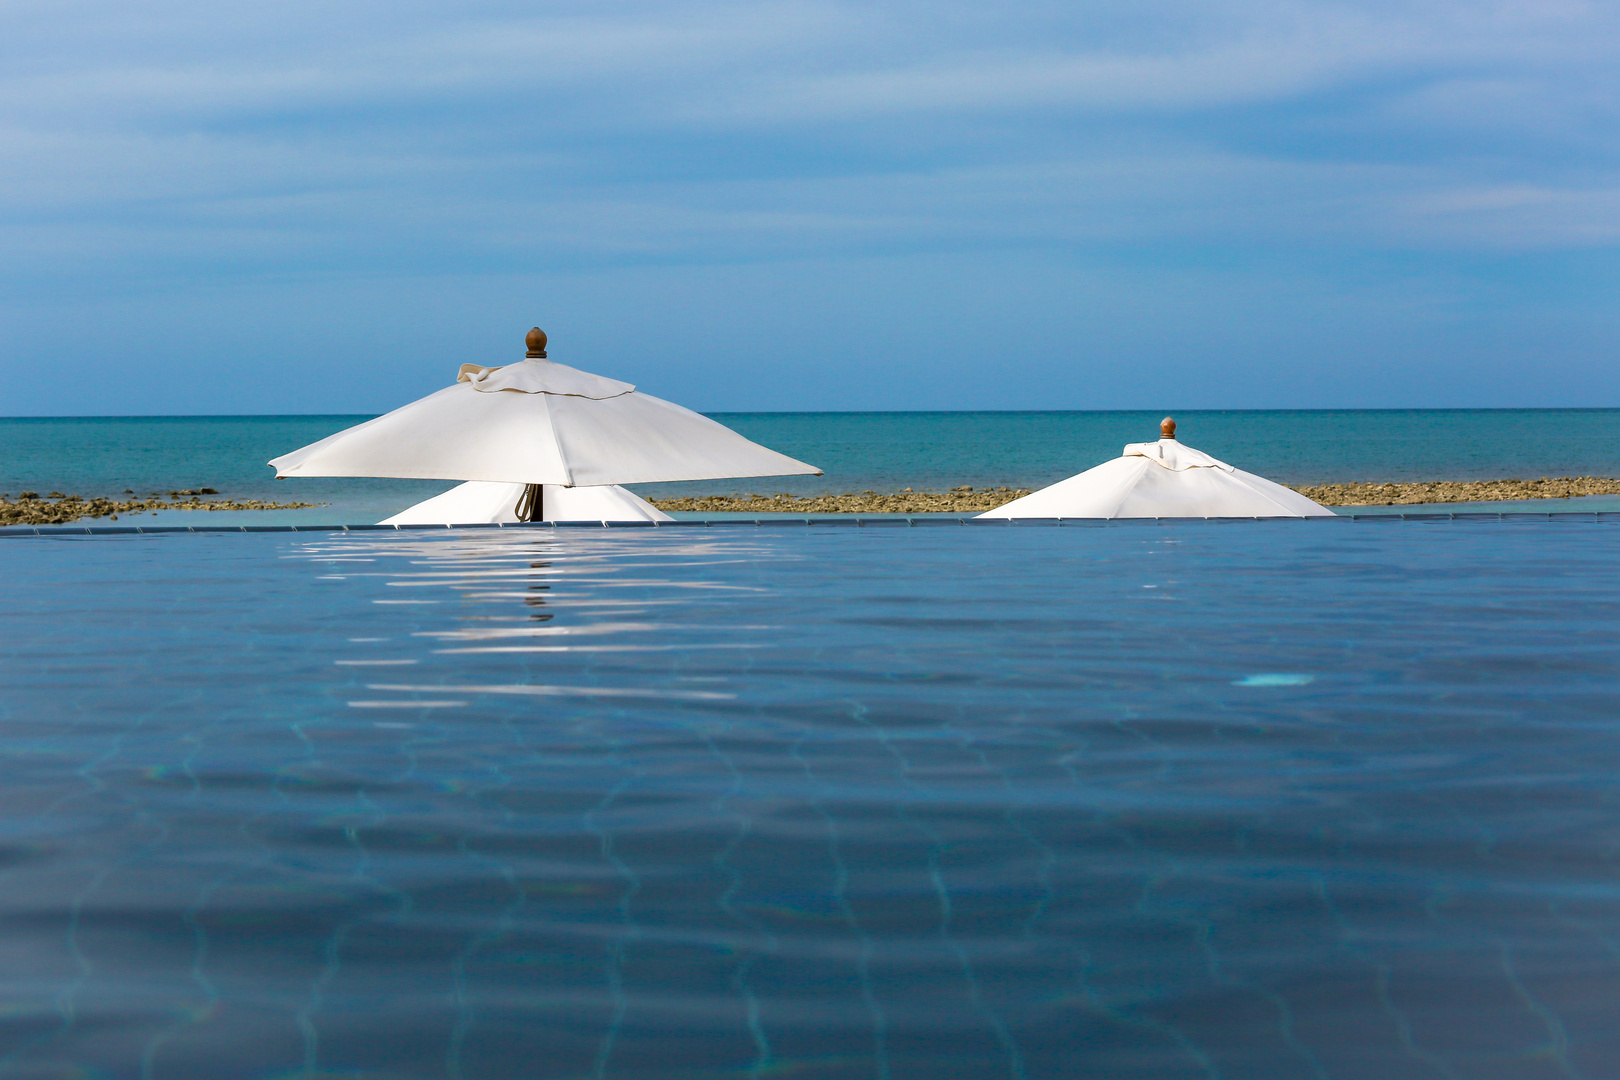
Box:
[2,520,1618,1079]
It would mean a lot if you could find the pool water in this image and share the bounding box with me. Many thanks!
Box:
[2,520,1619,1079]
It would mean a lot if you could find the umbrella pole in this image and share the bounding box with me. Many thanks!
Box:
[515,484,543,522]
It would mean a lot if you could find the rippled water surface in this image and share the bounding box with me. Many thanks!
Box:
[3,521,1619,1079]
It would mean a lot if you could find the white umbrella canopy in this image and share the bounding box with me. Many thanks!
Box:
[380,481,672,525]
[269,328,821,487]
[978,418,1334,519]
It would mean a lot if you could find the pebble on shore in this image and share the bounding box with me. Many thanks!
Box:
[7,477,1618,526]
[652,477,1620,513]
[0,491,322,526]
[649,488,1034,514]
[1291,477,1620,506]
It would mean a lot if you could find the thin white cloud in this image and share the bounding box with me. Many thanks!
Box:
[0,0,1617,291]
[0,4,839,125]
[1396,184,1620,244]
[3,0,1614,126]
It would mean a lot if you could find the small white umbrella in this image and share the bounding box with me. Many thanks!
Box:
[380,481,672,525]
[977,418,1334,519]
[270,328,821,488]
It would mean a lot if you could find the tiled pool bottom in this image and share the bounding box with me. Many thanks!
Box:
[2,523,1618,1080]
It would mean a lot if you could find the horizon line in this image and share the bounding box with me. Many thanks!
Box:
[5,406,1620,421]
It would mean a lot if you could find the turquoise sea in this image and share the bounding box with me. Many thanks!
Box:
[4,409,1620,524]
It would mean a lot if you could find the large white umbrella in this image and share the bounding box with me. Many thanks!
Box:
[270,328,821,487]
[977,418,1334,519]
[379,481,672,525]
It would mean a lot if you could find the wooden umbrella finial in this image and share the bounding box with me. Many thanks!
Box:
[526,327,548,359]
[1160,416,1176,440]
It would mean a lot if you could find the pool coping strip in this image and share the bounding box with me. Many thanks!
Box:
[4,511,1620,536]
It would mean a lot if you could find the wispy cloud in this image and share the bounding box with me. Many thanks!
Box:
[2,0,1618,409]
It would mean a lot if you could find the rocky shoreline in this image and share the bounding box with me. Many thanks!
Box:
[651,477,1620,513]
[650,487,1033,514]
[7,476,1618,525]
[1291,477,1620,506]
[1,490,322,526]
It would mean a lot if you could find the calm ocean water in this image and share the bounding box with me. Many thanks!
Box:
[4,520,1620,1078]
[3,410,1620,524]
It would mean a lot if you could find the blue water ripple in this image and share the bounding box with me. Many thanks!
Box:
[1,522,1619,1077]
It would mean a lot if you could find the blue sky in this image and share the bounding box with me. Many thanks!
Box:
[2,0,1617,414]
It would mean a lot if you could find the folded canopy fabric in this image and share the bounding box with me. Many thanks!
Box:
[379,481,672,525]
[977,438,1334,519]
[269,356,821,487]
